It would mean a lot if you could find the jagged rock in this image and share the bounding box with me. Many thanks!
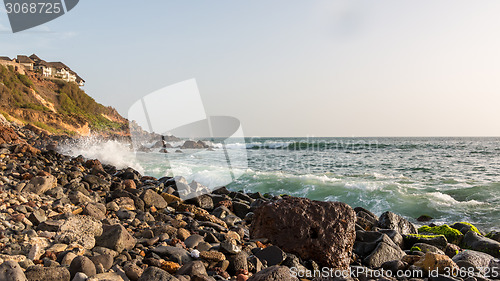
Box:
[378,211,417,235]
[250,197,356,269]
[403,234,448,250]
[413,243,446,255]
[95,224,136,253]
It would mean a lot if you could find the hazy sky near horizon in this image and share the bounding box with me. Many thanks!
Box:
[1,1,500,137]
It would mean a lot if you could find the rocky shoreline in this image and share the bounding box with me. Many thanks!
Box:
[1,119,500,281]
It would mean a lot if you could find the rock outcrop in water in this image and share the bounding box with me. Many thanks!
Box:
[0,119,499,281]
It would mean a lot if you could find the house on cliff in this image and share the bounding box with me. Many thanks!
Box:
[16,55,34,71]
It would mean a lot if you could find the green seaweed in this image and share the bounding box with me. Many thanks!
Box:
[411,246,422,252]
[418,225,463,244]
[405,233,446,239]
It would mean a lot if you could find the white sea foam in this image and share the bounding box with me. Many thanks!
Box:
[59,136,145,174]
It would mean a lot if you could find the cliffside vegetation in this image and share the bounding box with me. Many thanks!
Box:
[0,65,127,135]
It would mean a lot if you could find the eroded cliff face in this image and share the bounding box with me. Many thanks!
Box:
[0,65,128,136]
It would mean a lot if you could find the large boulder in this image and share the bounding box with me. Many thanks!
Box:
[250,197,356,270]
[22,175,57,195]
[141,189,168,209]
[378,211,417,235]
[363,241,406,268]
[462,231,500,258]
[452,250,494,269]
[95,224,136,252]
[415,253,458,274]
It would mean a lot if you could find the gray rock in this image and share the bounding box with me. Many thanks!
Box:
[91,272,126,281]
[137,267,179,281]
[95,224,136,253]
[247,265,299,281]
[252,246,286,266]
[24,266,70,281]
[27,209,46,226]
[184,234,204,249]
[69,256,96,279]
[403,234,448,250]
[232,201,251,219]
[56,216,103,249]
[141,189,167,209]
[378,211,417,235]
[363,241,406,268]
[151,246,192,265]
[413,243,446,255]
[462,231,500,258]
[176,261,207,277]
[452,250,495,269]
[90,254,114,271]
[72,272,88,281]
[219,240,241,255]
[123,262,143,281]
[22,175,57,195]
[0,261,27,281]
[227,251,249,275]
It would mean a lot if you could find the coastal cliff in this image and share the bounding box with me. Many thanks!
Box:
[0,64,128,136]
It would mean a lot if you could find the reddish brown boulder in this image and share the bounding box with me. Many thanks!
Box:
[250,197,356,270]
[0,124,19,145]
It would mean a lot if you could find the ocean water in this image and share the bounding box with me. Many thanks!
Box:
[62,137,500,232]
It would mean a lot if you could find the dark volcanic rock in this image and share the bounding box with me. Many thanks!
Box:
[176,260,207,277]
[378,211,417,235]
[141,189,168,209]
[250,197,356,269]
[252,245,287,266]
[363,241,406,268]
[452,250,494,269]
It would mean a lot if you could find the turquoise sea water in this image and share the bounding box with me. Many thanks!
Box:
[65,137,500,232]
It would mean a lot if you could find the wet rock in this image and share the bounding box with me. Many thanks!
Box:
[378,211,417,235]
[0,261,27,281]
[247,265,299,281]
[95,224,136,253]
[137,266,179,281]
[69,256,96,279]
[24,266,70,281]
[251,197,356,269]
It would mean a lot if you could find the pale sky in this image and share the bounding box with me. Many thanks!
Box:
[1,0,500,137]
